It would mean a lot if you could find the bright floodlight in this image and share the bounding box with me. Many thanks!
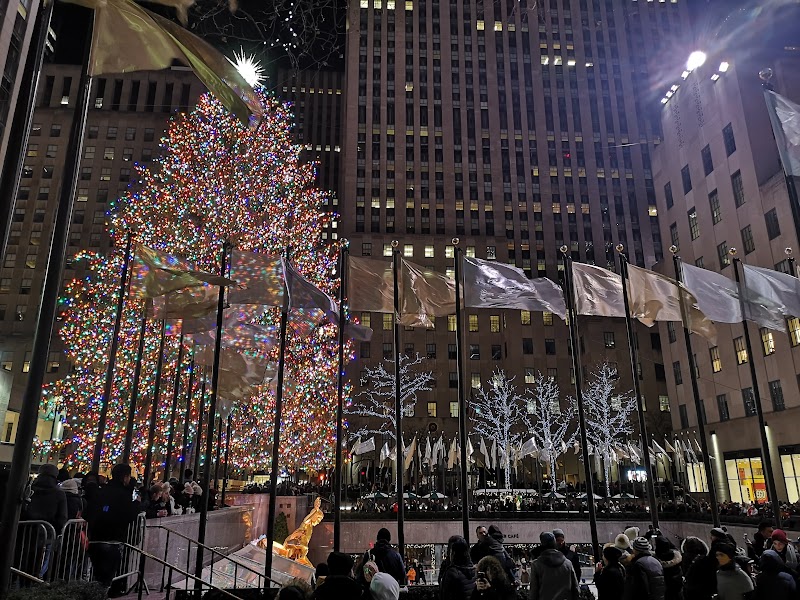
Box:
[232,49,265,87]
[686,51,707,71]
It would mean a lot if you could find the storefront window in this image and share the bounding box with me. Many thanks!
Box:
[687,462,708,493]
[725,455,766,504]
[780,447,800,503]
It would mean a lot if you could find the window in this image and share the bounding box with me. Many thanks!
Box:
[734,336,748,364]
[448,372,458,388]
[0,351,12,371]
[679,405,689,428]
[769,380,785,411]
[545,339,556,355]
[427,402,437,417]
[717,394,730,421]
[520,311,531,325]
[681,165,692,194]
[673,361,683,385]
[106,126,117,140]
[383,244,393,257]
[731,171,745,207]
[761,328,776,356]
[471,373,481,388]
[742,388,756,417]
[426,343,436,359]
[669,223,679,250]
[491,345,501,360]
[144,128,155,142]
[359,342,370,358]
[25,254,36,269]
[604,332,615,348]
[542,312,554,326]
[741,225,755,254]
[789,318,800,347]
[23,351,31,372]
[47,352,60,373]
[15,305,26,321]
[450,401,459,417]
[688,208,700,240]
[726,456,765,504]
[125,127,136,141]
[522,338,533,354]
[709,190,722,224]
[404,404,414,417]
[469,344,480,359]
[403,244,413,257]
[710,346,722,373]
[765,208,781,240]
[717,241,730,269]
[50,124,61,137]
[100,168,111,181]
[468,315,478,332]
[659,395,671,412]
[87,125,98,139]
[361,243,372,256]
[667,322,677,343]
[664,182,674,209]
[26,144,38,157]
[103,146,114,160]
[19,279,31,294]
[489,315,500,333]
[525,368,536,384]
[382,313,393,330]
[447,344,457,360]
[448,315,457,332]
[382,343,392,359]
[360,313,371,328]
[701,144,714,175]
[723,123,736,156]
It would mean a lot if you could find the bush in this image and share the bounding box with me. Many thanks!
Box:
[8,581,107,600]
[274,512,289,545]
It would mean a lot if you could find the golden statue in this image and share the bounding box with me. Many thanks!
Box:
[263,497,324,567]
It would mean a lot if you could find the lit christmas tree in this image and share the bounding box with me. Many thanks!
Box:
[42,90,346,475]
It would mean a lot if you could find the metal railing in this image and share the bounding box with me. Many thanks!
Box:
[146,523,275,592]
[11,520,57,586]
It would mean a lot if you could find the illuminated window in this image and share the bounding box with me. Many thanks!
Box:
[360,313,371,328]
[476,20,484,30]
[469,315,478,332]
[424,245,434,258]
[448,315,456,332]
[542,312,553,326]
[450,402,459,418]
[427,402,437,417]
[383,313,393,330]
[734,337,748,364]
[520,311,531,325]
[471,373,481,388]
[525,368,535,384]
[489,315,500,333]
[725,456,765,504]
[760,328,776,356]
[788,318,800,347]
[710,346,722,373]
[404,244,414,257]
[604,332,615,348]
[445,245,455,259]
[383,244,393,257]
[659,396,671,412]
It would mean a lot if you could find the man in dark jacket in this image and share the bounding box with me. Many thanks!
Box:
[84,463,142,597]
[624,537,665,600]
[654,535,683,600]
[530,532,579,600]
[22,463,68,533]
[553,528,582,581]
[361,527,406,585]
[594,545,625,600]
[749,521,774,561]
[313,551,365,599]
[756,549,797,600]
[471,524,516,581]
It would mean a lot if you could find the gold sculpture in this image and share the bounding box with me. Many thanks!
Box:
[265,497,324,567]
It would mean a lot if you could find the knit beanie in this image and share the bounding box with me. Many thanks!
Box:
[710,527,728,541]
[370,572,400,600]
[772,529,789,544]
[38,463,59,478]
[540,532,557,550]
[624,526,640,541]
[716,542,737,559]
[377,527,392,542]
[60,478,79,494]
[603,545,623,563]
[654,535,673,556]
[552,528,566,538]
[614,533,631,551]
[632,537,652,553]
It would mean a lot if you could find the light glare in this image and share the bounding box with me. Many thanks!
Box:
[231,49,265,86]
[686,51,707,71]
[719,61,729,72]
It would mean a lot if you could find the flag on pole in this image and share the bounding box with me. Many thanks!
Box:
[228,250,285,306]
[423,437,433,465]
[742,265,800,321]
[520,437,538,458]
[380,442,391,463]
[665,439,676,453]
[765,89,800,176]
[652,439,672,462]
[347,257,394,313]
[151,283,221,319]
[64,0,263,126]
[284,261,337,314]
[571,263,625,318]
[680,263,743,324]
[467,438,475,464]
[490,439,497,471]
[448,439,458,469]
[479,437,489,469]
[350,436,361,457]
[185,308,278,354]
[354,437,376,455]
[130,245,233,298]
[399,258,456,328]
[404,436,417,471]
[462,256,567,319]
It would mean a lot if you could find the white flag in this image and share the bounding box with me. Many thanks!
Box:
[350,436,361,457]
[765,89,800,176]
[681,263,743,324]
[355,437,376,455]
[743,265,800,325]
[479,437,489,468]
[490,439,498,471]
[404,436,417,471]
[467,438,475,464]
[520,437,538,458]
[380,442,391,463]
[572,263,625,318]
[423,437,433,465]
[665,439,676,453]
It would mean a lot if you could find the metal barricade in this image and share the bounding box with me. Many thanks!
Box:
[54,518,91,582]
[12,520,58,585]
[116,513,147,585]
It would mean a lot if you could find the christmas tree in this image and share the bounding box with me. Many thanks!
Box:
[42,90,347,475]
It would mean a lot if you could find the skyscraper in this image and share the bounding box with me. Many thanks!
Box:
[338,0,691,482]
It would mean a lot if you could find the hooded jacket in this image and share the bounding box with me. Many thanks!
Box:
[656,548,683,600]
[471,534,516,582]
[366,539,406,585]
[22,472,68,532]
[682,538,717,600]
[756,550,797,600]
[594,561,625,600]
[440,563,477,600]
[530,549,579,600]
[623,551,665,600]
[715,562,754,600]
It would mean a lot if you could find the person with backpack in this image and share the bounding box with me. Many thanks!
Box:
[623,537,665,600]
[357,528,405,585]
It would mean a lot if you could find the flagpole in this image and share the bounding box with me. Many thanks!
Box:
[93,232,134,471]
[0,0,54,261]
[180,359,195,482]
[731,252,782,526]
[163,328,186,481]
[453,241,471,542]
[616,246,660,529]
[192,367,207,480]
[391,240,406,557]
[333,239,349,551]
[195,241,229,584]
[263,251,290,585]
[142,319,167,487]
[669,248,721,527]
[123,308,148,464]
[221,413,232,507]
[560,248,601,562]
[213,414,223,502]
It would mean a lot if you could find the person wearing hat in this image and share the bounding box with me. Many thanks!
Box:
[770,529,798,571]
[715,542,753,600]
[682,536,717,600]
[756,549,797,600]
[530,532,579,600]
[470,524,516,583]
[60,478,84,519]
[22,463,68,533]
[623,537,665,600]
[653,535,683,600]
[313,551,364,599]
[594,544,625,600]
[358,528,406,586]
[440,536,477,600]
[552,528,582,581]
[371,572,400,600]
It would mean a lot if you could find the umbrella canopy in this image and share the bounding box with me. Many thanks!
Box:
[362,491,390,500]
[576,492,605,500]
[542,491,566,499]
[611,493,638,499]
[403,492,420,499]
[424,492,448,500]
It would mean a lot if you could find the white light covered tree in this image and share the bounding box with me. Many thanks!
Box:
[525,371,576,486]
[577,362,637,497]
[470,369,528,489]
[346,353,434,441]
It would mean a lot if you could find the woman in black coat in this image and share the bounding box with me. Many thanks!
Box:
[655,535,684,600]
[473,556,516,600]
[594,545,626,600]
[441,537,477,600]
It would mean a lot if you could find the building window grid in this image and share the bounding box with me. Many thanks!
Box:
[734,336,748,364]
[769,380,785,411]
[710,346,722,373]
[761,328,776,356]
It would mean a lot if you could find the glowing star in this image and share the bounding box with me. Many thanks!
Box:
[231,49,265,87]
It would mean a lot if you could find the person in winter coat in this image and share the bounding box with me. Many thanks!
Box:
[654,535,683,600]
[470,525,517,583]
[440,535,466,585]
[440,536,477,600]
[715,542,754,600]
[22,463,68,533]
[312,551,365,600]
[554,528,583,581]
[749,521,774,561]
[370,572,400,600]
[474,556,516,600]
[756,549,797,600]
[60,478,84,520]
[623,537,665,600]
[360,528,406,585]
[682,536,717,600]
[530,532,579,600]
[594,544,626,600]
[770,529,798,572]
